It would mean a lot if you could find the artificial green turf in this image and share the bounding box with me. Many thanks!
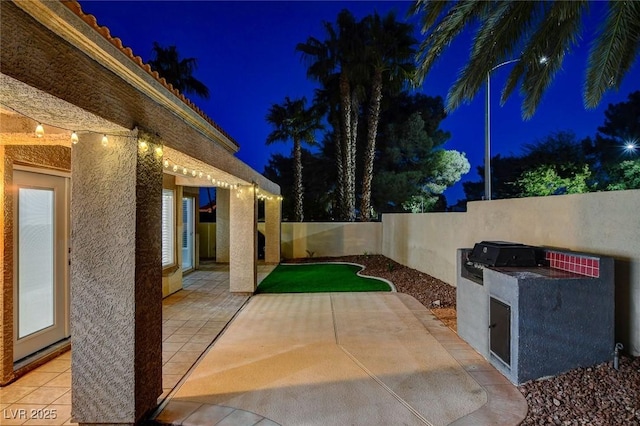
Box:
[256,263,391,293]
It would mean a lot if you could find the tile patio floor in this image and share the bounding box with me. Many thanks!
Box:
[0,264,275,426]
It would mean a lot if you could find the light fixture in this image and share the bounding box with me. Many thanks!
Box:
[71,131,79,144]
[198,172,203,178]
[191,170,197,177]
[173,165,178,172]
[164,160,169,168]
[624,140,638,153]
[35,123,44,138]
[155,147,163,157]
[182,167,188,175]
[101,134,108,147]
[139,141,149,152]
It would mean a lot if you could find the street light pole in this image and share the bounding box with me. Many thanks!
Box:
[484,72,491,200]
[484,58,520,201]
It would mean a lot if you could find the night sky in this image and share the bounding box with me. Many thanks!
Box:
[79,1,639,205]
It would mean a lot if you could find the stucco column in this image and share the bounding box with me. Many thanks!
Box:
[264,197,281,264]
[216,188,230,263]
[71,130,162,425]
[229,184,257,293]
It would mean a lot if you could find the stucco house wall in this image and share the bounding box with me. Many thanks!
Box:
[1,3,281,420]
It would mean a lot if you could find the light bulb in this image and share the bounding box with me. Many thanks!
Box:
[101,135,108,147]
[139,141,149,152]
[35,124,44,138]
[155,147,163,157]
[164,160,169,168]
[191,170,197,177]
[183,167,188,175]
[207,174,211,180]
[173,165,178,172]
[71,131,79,144]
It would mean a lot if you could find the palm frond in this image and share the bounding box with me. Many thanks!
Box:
[410,0,450,34]
[585,0,640,108]
[446,1,538,112]
[182,76,210,99]
[413,1,488,85]
[516,1,586,118]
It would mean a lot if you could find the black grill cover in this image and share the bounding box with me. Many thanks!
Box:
[468,241,539,267]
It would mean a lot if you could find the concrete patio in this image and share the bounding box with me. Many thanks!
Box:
[153,291,527,426]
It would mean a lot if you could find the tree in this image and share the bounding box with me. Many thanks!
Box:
[463,154,531,201]
[359,12,416,221]
[586,91,640,188]
[402,150,470,212]
[605,161,640,191]
[463,131,593,200]
[265,97,322,222]
[297,10,365,221]
[373,112,438,213]
[372,94,468,214]
[263,149,335,221]
[411,1,640,118]
[148,42,210,99]
[517,164,592,197]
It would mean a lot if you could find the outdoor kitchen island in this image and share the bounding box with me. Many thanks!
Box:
[457,242,615,385]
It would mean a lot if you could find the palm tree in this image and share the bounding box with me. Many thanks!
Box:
[297,10,365,221]
[148,42,210,99]
[360,12,417,221]
[266,97,322,222]
[411,0,640,118]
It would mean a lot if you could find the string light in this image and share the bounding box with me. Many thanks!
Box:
[10,99,284,200]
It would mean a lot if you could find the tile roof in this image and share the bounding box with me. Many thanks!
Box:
[61,0,239,148]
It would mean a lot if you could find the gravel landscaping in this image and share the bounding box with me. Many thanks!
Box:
[291,254,640,425]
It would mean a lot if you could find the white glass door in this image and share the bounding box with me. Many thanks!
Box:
[13,170,69,361]
[182,197,194,271]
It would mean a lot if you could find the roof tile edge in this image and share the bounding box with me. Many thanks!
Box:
[61,0,240,149]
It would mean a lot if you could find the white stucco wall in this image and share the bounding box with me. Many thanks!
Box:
[281,222,382,259]
[381,190,640,355]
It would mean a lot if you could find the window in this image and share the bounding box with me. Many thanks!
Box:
[182,197,194,270]
[162,189,175,267]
